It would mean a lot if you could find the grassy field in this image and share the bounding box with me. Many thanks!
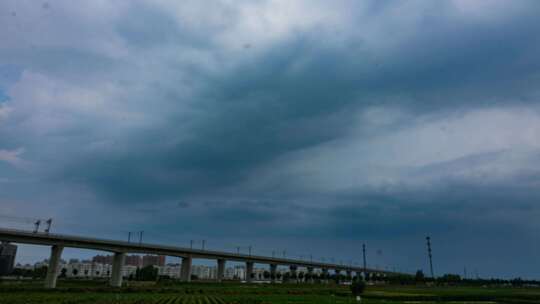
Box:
[1,280,539,304]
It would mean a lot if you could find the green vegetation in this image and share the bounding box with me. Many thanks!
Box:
[350,280,365,297]
[134,265,160,281]
[1,280,540,304]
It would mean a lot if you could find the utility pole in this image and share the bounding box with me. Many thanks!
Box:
[248,245,252,256]
[128,232,131,243]
[282,250,286,258]
[44,218,52,234]
[33,220,40,233]
[426,236,434,278]
[202,240,206,250]
[363,243,367,271]
[139,231,144,245]
[190,240,194,249]
[236,246,240,254]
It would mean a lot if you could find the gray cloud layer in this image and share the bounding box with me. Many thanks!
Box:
[1,0,540,278]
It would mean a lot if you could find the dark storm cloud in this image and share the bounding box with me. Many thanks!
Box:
[56,40,367,202]
[317,150,540,239]
[3,0,540,277]
[54,2,540,203]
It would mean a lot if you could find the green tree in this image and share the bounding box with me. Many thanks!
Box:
[290,272,297,280]
[33,266,48,279]
[350,280,366,296]
[11,268,33,277]
[136,265,158,281]
[283,272,290,282]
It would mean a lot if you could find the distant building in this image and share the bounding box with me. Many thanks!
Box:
[142,255,165,267]
[92,255,113,265]
[64,262,137,278]
[224,266,236,279]
[65,262,111,278]
[125,255,142,267]
[158,264,181,278]
[192,265,216,279]
[0,242,17,276]
[15,263,34,271]
[122,265,138,278]
[91,254,147,267]
[233,265,246,280]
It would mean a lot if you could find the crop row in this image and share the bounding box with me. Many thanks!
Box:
[151,295,227,304]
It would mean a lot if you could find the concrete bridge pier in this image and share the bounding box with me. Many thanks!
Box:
[246,261,254,282]
[181,257,192,282]
[217,259,225,282]
[44,245,63,289]
[270,264,277,283]
[110,252,125,287]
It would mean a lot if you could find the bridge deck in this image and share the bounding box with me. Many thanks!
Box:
[0,227,393,273]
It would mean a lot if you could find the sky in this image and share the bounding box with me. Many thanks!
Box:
[1,0,540,279]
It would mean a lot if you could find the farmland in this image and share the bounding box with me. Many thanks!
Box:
[1,280,540,304]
